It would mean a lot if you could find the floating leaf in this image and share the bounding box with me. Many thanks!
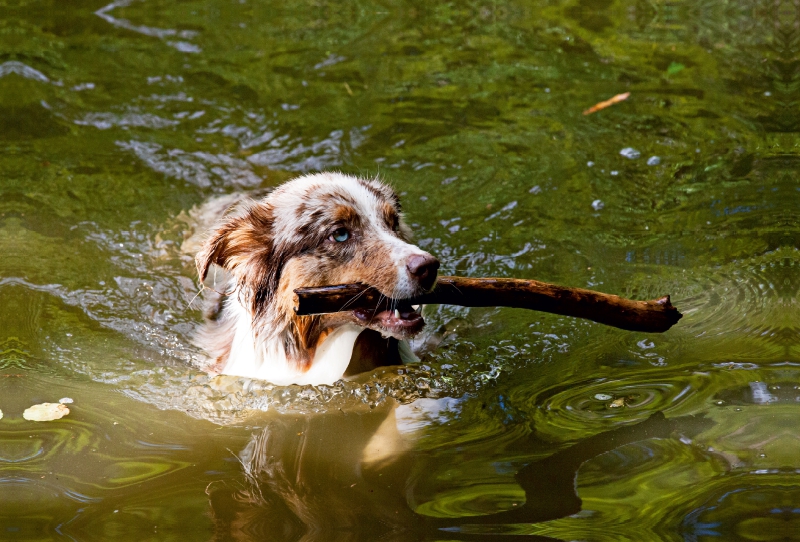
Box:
[667,62,685,75]
[582,92,630,115]
[23,403,70,421]
[608,398,626,408]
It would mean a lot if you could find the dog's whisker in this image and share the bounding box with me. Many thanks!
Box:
[337,286,370,313]
[187,283,233,310]
[366,293,387,326]
[187,285,206,309]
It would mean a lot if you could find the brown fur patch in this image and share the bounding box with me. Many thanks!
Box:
[285,315,323,371]
[333,205,359,226]
[381,202,399,231]
[345,330,400,375]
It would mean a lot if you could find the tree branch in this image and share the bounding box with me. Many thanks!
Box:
[294,276,682,333]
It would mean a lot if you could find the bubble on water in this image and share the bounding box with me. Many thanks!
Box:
[72,82,95,91]
[619,147,641,159]
[592,199,604,211]
[586,161,594,167]
[594,393,613,401]
[529,185,541,194]
[647,156,661,166]
[59,397,74,404]
[637,339,655,350]
[610,170,619,176]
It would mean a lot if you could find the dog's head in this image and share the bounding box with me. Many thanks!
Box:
[196,172,439,367]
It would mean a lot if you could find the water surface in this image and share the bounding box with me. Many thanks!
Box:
[2,0,799,540]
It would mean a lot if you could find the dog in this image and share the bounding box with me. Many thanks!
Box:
[195,172,440,385]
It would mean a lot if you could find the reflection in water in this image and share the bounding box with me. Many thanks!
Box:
[1,0,800,539]
[209,411,712,540]
[683,485,800,541]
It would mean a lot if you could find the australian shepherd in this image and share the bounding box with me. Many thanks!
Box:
[195,172,439,385]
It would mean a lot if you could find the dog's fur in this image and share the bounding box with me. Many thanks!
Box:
[195,172,439,385]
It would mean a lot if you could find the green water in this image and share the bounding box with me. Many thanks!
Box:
[2,0,799,539]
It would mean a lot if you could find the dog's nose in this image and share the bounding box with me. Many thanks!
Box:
[406,254,440,291]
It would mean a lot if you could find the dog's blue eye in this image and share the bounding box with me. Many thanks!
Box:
[330,228,350,242]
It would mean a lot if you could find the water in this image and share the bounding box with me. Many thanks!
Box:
[2,0,799,539]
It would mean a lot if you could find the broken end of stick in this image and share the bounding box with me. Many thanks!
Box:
[649,295,683,332]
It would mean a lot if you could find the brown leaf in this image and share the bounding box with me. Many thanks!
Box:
[583,92,630,115]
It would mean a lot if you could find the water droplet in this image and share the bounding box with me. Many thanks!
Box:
[619,147,641,159]
[646,156,661,166]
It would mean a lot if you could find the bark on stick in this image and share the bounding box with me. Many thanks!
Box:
[294,276,682,333]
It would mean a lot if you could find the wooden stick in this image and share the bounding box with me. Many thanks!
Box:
[294,276,682,333]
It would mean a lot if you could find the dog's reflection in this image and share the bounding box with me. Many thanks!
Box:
[207,403,714,542]
[208,402,419,541]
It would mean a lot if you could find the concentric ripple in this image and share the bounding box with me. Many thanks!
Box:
[525,370,714,440]
[666,248,800,363]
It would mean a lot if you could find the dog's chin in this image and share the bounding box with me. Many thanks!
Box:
[351,302,425,340]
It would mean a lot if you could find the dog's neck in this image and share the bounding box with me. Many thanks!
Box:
[216,294,363,385]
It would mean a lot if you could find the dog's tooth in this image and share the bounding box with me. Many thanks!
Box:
[394,309,400,319]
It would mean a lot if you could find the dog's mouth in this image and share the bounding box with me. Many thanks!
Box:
[351,300,424,338]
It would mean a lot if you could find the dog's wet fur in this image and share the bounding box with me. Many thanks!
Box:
[195,172,439,385]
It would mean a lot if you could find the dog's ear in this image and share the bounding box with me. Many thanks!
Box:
[195,201,295,318]
[195,201,274,283]
[196,220,231,283]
